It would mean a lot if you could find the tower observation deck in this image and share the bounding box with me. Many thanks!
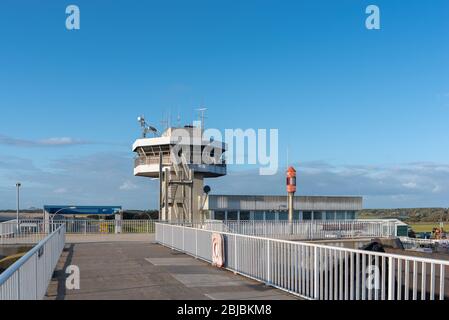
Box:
[133,122,227,222]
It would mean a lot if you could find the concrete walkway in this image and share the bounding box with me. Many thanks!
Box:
[46,240,297,300]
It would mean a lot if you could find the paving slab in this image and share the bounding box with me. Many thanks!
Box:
[46,241,299,300]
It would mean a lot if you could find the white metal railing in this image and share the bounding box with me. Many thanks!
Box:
[156,223,449,300]
[0,224,66,300]
[0,219,155,241]
[135,155,171,167]
[0,219,18,237]
[400,237,449,250]
[0,219,50,245]
[191,220,397,240]
[57,219,156,234]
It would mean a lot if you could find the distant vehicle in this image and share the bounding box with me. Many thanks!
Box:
[416,232,432,239]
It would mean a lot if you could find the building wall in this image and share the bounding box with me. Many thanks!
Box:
[205,195,362,222]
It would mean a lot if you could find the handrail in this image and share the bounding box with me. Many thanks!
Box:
[156,222,449,300]
[159,222,449,266]
[0,224,65,285]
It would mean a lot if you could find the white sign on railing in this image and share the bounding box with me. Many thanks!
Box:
[211,233,225,268]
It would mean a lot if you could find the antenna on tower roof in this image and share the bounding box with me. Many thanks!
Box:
[176,109,181,127]
[196,107,207,130]
[160,112,169,132]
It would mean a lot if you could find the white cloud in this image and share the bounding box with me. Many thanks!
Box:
[0,134,91,147]
[209,161,449,208]
[53,188,68,194]
[119,180,138,191]
[0,152,158,210]
[402,182,417,189]
[38,137,86,146]
[1,153,449,209]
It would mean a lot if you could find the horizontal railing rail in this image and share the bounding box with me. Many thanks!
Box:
[0,224,66,300]
[134,155,227,168]
[184,220,398,240]
[156,222,449,300]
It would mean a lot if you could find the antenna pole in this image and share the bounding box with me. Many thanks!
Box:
[196,107,207,131]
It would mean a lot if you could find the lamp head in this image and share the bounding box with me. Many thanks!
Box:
[203,185,211,194]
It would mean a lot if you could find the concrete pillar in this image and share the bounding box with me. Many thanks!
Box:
[43,210,51,234]
[115,213,122,234]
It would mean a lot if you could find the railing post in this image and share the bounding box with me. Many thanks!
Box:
[35,254,38,299]
[234,234,238,273]
[156,224,166,244]
[195,228,198,258]
[314,247,319,299]
[17,268,20,299]
[388,257,394,300]
[171,224,174,249]
[266,239,270,285]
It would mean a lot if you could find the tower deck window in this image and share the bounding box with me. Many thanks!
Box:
[303,211,312,220]
[227,211,238,221]
[214,211,225,221]
[240,211,250,221]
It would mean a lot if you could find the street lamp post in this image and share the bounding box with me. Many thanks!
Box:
[50,206,77,221]
[16,182,21,232]
[48,206,76,232]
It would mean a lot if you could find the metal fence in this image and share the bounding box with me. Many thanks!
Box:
[0,219,155,240]
[400,237,449,251]
[57,219,156,234]
[0,219,18,237]
[192,220,397,240]
[0,219,50,245]
[0,224,66,300]
[156,223,449,300]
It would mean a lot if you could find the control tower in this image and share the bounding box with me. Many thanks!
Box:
[132,117,227,222]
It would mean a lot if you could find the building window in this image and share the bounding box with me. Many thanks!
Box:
[227,211,238,221]
[326,211,335,220]
[254,211,265,220]
[303,211,312,220]
[346,211,356,220]
[240,211,250,221]
[336,211,346,220]
[265,212,276,220]
[278,212,288,220]
[294,211,301,220]
[214,211,225,221]
[313,211,323,220]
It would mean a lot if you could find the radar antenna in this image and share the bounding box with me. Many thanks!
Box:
[137,115,160,138]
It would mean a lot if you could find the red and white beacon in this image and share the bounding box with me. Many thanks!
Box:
[286,167,297,223]
[286,166,297,194]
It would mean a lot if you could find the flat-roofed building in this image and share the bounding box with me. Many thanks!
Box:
[203,195,363,222]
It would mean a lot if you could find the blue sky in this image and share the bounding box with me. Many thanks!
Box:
[0,0,448,209]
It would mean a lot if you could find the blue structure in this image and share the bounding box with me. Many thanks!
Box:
[43,205,122,216]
